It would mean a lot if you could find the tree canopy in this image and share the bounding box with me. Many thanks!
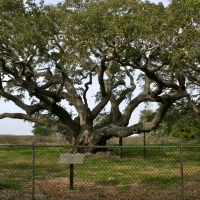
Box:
[157,101,200,139]
[139,109,155,123]
[32,123,54,136]
[0,0,200,152]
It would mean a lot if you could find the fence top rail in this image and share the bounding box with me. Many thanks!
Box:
[0,144,200,148]
[0,144,34,147]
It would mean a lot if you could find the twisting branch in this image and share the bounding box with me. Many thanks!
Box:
[114,66,136,104]
[0,112,73,136]
[109,93,122,122]
[175,69,186,89]
[143,76,151,93]
[125,66,136,91]
[98,53,107,97]
[119,93,153,126]
[98,100,172,139]
[83,72,92,106]
[0,72,3,90]
[187,96,200,116]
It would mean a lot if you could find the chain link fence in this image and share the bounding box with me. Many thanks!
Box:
[0,144,200,200]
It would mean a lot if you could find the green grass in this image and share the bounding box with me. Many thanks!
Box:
[119,185,131,193]
[0,182,22,190]
[0,144,200,198]
[141,175,180,189]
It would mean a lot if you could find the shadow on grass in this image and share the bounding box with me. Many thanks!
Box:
[97,179,120,185]
[141,175,180,189]
[0,182,22,190]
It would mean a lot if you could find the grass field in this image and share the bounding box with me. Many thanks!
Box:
[0,134,197,145]
[0,143,200,199]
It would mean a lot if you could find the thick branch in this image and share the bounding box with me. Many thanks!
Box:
[98,101,172,139]
[140,67,182,102]
[51,104,80,132]
[92,60,114,120]
[115,70,136,105]
[0,89,46,115]
[187,97,200,116]
[91,95,110,120]
[83,73,92,106]
[110,93,122,122]
[0,72,3,90]
[175,69,186,89]
[0,112,55,127]
[98,54,107,97]
[0,111,79,135]
[120,93,153,126]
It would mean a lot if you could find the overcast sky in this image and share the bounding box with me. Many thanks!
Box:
[0,0,168,135]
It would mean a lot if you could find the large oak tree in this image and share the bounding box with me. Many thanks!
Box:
[0,0,200,152]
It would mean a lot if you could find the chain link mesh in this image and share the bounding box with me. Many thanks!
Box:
[0,145,32,199]
[1,145,200,199]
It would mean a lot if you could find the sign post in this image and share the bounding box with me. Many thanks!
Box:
[58,154,85,190]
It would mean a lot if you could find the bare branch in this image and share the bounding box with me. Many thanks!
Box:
[83,72,92,106]
[98,101,172,139]
[98,54,107,97]
[187,97,200,116]
[120,93,153,126]
[91,95,110,120]
[0,112,69,135]
[0,72,3,90]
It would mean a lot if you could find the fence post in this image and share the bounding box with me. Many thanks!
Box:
[144,132,146,159]
[119,137,122,158]
[180,145,184,200]
[32,144,35,200]
[70,164,74,190]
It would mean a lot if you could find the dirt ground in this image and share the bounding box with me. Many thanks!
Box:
[1,177,200,200]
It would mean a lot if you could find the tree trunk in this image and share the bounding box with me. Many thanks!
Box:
[67,130,110,154]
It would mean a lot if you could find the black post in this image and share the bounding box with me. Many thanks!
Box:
[180,145,184,200]
[119,137,122,158]
[70,164,74,190]
[32,144,35,200]
[144,132,146,159]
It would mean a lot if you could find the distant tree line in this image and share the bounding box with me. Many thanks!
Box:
[139,102,200,139]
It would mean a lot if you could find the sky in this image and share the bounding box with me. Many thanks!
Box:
[0,0,168,135]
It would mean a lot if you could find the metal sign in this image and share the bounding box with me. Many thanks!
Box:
[58,153,85,164]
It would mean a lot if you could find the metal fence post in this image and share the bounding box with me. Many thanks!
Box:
[70,164,74,190]
[32,144,35,200]
[180,145,184,200]
[119,137,122,158]
[144,132,146,159]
